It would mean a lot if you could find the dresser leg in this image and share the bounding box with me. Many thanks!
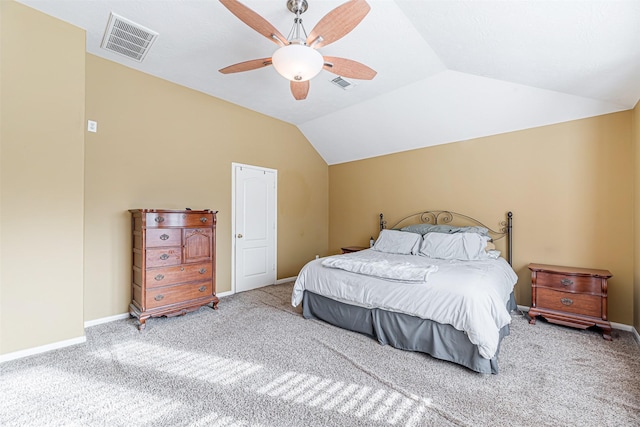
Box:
[137,318,147,331]
[600,324,612,341]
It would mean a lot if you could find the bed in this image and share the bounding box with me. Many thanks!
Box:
[291,210,517,374]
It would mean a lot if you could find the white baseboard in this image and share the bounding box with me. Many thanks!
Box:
[217,290,234,298]
[84,313,130,328]
[0,335,86,364]
[218,277,297,298]
[517,305,639,340]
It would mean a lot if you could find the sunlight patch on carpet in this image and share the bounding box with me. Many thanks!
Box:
[255,370,435,426]
[86,339,440,426]
[0,366,183,425]
[90,341,263,385]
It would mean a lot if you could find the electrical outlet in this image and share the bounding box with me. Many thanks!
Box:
[87,120,97,133]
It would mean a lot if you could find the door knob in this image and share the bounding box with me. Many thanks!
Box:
[237,233,243,238]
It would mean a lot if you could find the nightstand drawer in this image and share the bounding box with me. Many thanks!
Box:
[536,289,601,318]
[535,272,601,294]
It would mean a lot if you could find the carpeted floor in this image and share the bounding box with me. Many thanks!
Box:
[1,282,639,427]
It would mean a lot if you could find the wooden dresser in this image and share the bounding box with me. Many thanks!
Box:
[528,263,612,340]
[129,209,219,330]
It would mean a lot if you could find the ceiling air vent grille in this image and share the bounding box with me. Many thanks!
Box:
[331,76,354,90]
[101,13,158,62]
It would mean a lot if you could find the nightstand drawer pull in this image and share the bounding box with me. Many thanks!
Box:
[154,216,165,223]
[159,254,170,260]
[199,268,207,274]
[560,278,573,286]
[154,294,164,301]
[198,286,207,292]
[154,274,164,281]
[159,234,170,240]
[200,217,208,223]
[560,297,573,306]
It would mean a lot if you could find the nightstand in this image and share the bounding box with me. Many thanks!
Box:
[341,246,368,254]
[528,263,612,340]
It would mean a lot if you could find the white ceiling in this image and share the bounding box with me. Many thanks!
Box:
[18,0,640,165]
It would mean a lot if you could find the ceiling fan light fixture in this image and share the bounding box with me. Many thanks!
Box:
[272,44,324,82]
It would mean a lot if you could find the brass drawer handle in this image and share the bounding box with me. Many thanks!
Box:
[154,274,164,281]
[155,216,165,223]
[200,217,208,223]
[199,268,207,274]
[560,298,573,306]
[159,234,170,240]
[154,294,164,301]
[560,278,573,286]
[198,286,207,292]
[159,254,169,260]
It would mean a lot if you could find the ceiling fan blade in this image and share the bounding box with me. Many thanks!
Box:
[323,56,376,80]
[306,0,371,49]
[290,80,310,100]
[219,0,288,46]
[219,58,273,74]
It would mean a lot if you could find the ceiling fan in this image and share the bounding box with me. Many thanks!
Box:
[219,0,377,100]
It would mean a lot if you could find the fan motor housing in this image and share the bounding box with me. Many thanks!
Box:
[287,0,308,14]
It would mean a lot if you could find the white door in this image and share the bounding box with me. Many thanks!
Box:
[233,163,277,293]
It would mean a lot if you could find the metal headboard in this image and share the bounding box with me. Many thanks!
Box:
[379,210,513,265]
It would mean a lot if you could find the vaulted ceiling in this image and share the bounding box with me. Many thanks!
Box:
[18,0,640,164]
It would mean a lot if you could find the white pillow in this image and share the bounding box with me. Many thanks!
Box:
[420,232,490,260]
[372,229,421,255]
[484,249,501,259]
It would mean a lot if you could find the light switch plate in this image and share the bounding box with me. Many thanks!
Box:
[87,120,97,133]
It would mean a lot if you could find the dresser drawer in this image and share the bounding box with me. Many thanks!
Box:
[140,228,181,248]
[536,288,601,318]
[145,281,213,309]
[141,263,213,288]
[145,212,214,228]
[145,247,182,267]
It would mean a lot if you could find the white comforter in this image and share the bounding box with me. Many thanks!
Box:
[321,251,439,282]
[291,249,518,359]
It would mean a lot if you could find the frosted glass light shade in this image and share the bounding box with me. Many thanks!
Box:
[272,44,324,82]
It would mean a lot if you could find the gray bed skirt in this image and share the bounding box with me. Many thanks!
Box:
[302,291,517,374]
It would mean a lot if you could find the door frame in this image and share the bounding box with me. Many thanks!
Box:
[231,162,278,294]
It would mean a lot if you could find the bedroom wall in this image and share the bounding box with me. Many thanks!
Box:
[633,101,640,333]
[84,55,329,322]
[1,1,86,354]
[328,112,634,326]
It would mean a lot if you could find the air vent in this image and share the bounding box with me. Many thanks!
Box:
[100,13,158,62]
[331,76,354,90]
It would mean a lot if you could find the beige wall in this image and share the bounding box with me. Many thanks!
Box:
[329,112,634,325]
[1,1,86,353]
[633,101,640,332]
[84,55,329,321]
